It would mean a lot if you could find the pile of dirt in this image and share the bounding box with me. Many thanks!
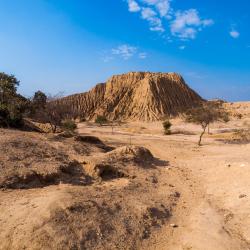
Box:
[0,129,179,250]
[0,130,115,189]
[74,135,113,151]
[58,72,203,121]
[0,131,92,189]
[84,146,156,179]
[29,189,173,250]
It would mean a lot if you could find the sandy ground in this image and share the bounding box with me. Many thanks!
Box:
[0,113,249,249]
[77,118,250,250]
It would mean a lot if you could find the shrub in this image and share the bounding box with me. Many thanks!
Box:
[95,115,108,126]
[185,101,229,146]
[62,119,77,132]
[32,94,80,133]
[0,72,29,128]
[163,120,172,135]
[0,104,9,127]
[0,73,34,128]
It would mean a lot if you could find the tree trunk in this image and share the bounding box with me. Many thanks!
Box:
[53,125,57,133]
[49,122,57,133]
[198,125,207,146]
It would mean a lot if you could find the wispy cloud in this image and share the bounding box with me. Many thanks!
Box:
[141,7,164,32]
[142,0,171,17]
[112,44,137,60]
[125,0,214,41]
[128,0,141,12]
[170,9,214,40]
[102,44,147,62]
[229,29,240,39]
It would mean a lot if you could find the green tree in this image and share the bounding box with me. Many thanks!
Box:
[162,120,172,135]
[0,72,27,127]
[185,102,229,146]
[32,91,47,109]
[0,72,19,105]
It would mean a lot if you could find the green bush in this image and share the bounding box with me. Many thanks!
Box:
[0,104,9,127]
[0,99,26,128]
[95,115,108,126]
[163,120,172,135]
[61,119,77,132]
[0,72,28,128]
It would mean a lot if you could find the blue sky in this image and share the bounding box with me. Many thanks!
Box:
[0,0,249,101]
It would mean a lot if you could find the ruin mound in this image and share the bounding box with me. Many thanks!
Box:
[59,72,203,121]
[0,130,113,189]
[85,146,158,179]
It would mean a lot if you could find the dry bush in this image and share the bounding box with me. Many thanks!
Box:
[33,94,80,133]
[228,129,250,144]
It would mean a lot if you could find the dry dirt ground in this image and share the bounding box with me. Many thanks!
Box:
[0,103,250,250]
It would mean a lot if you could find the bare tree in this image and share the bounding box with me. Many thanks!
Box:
[34,94,80,133]
[185,102,229,146]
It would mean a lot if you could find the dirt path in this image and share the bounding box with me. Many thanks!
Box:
[143,140,250,250]
[78,124,250,250]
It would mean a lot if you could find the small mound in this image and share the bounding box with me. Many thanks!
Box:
[85,146,155,179]
[74,135,104,144]
[0,134,90,189]
[74,135,113,151]
[105,146,154,164]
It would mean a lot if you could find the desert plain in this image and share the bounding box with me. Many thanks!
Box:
[0,101,249,250]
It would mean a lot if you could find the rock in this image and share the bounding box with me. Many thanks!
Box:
[56,72,203,121]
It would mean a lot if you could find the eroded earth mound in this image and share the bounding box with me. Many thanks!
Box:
[59,72,203,121]
[0,129,179,250]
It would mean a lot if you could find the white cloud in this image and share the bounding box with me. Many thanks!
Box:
[179,45,186,50]
[125,1,213,41]
[128,0,141,12]
[141,7,156,19]
[138,52,147,59]
[112,44,137,60]
[141,7,164,32]
[142,0,171,17]
[103,44,148,61]
[230,29,240,39]
[170,9,214,39]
